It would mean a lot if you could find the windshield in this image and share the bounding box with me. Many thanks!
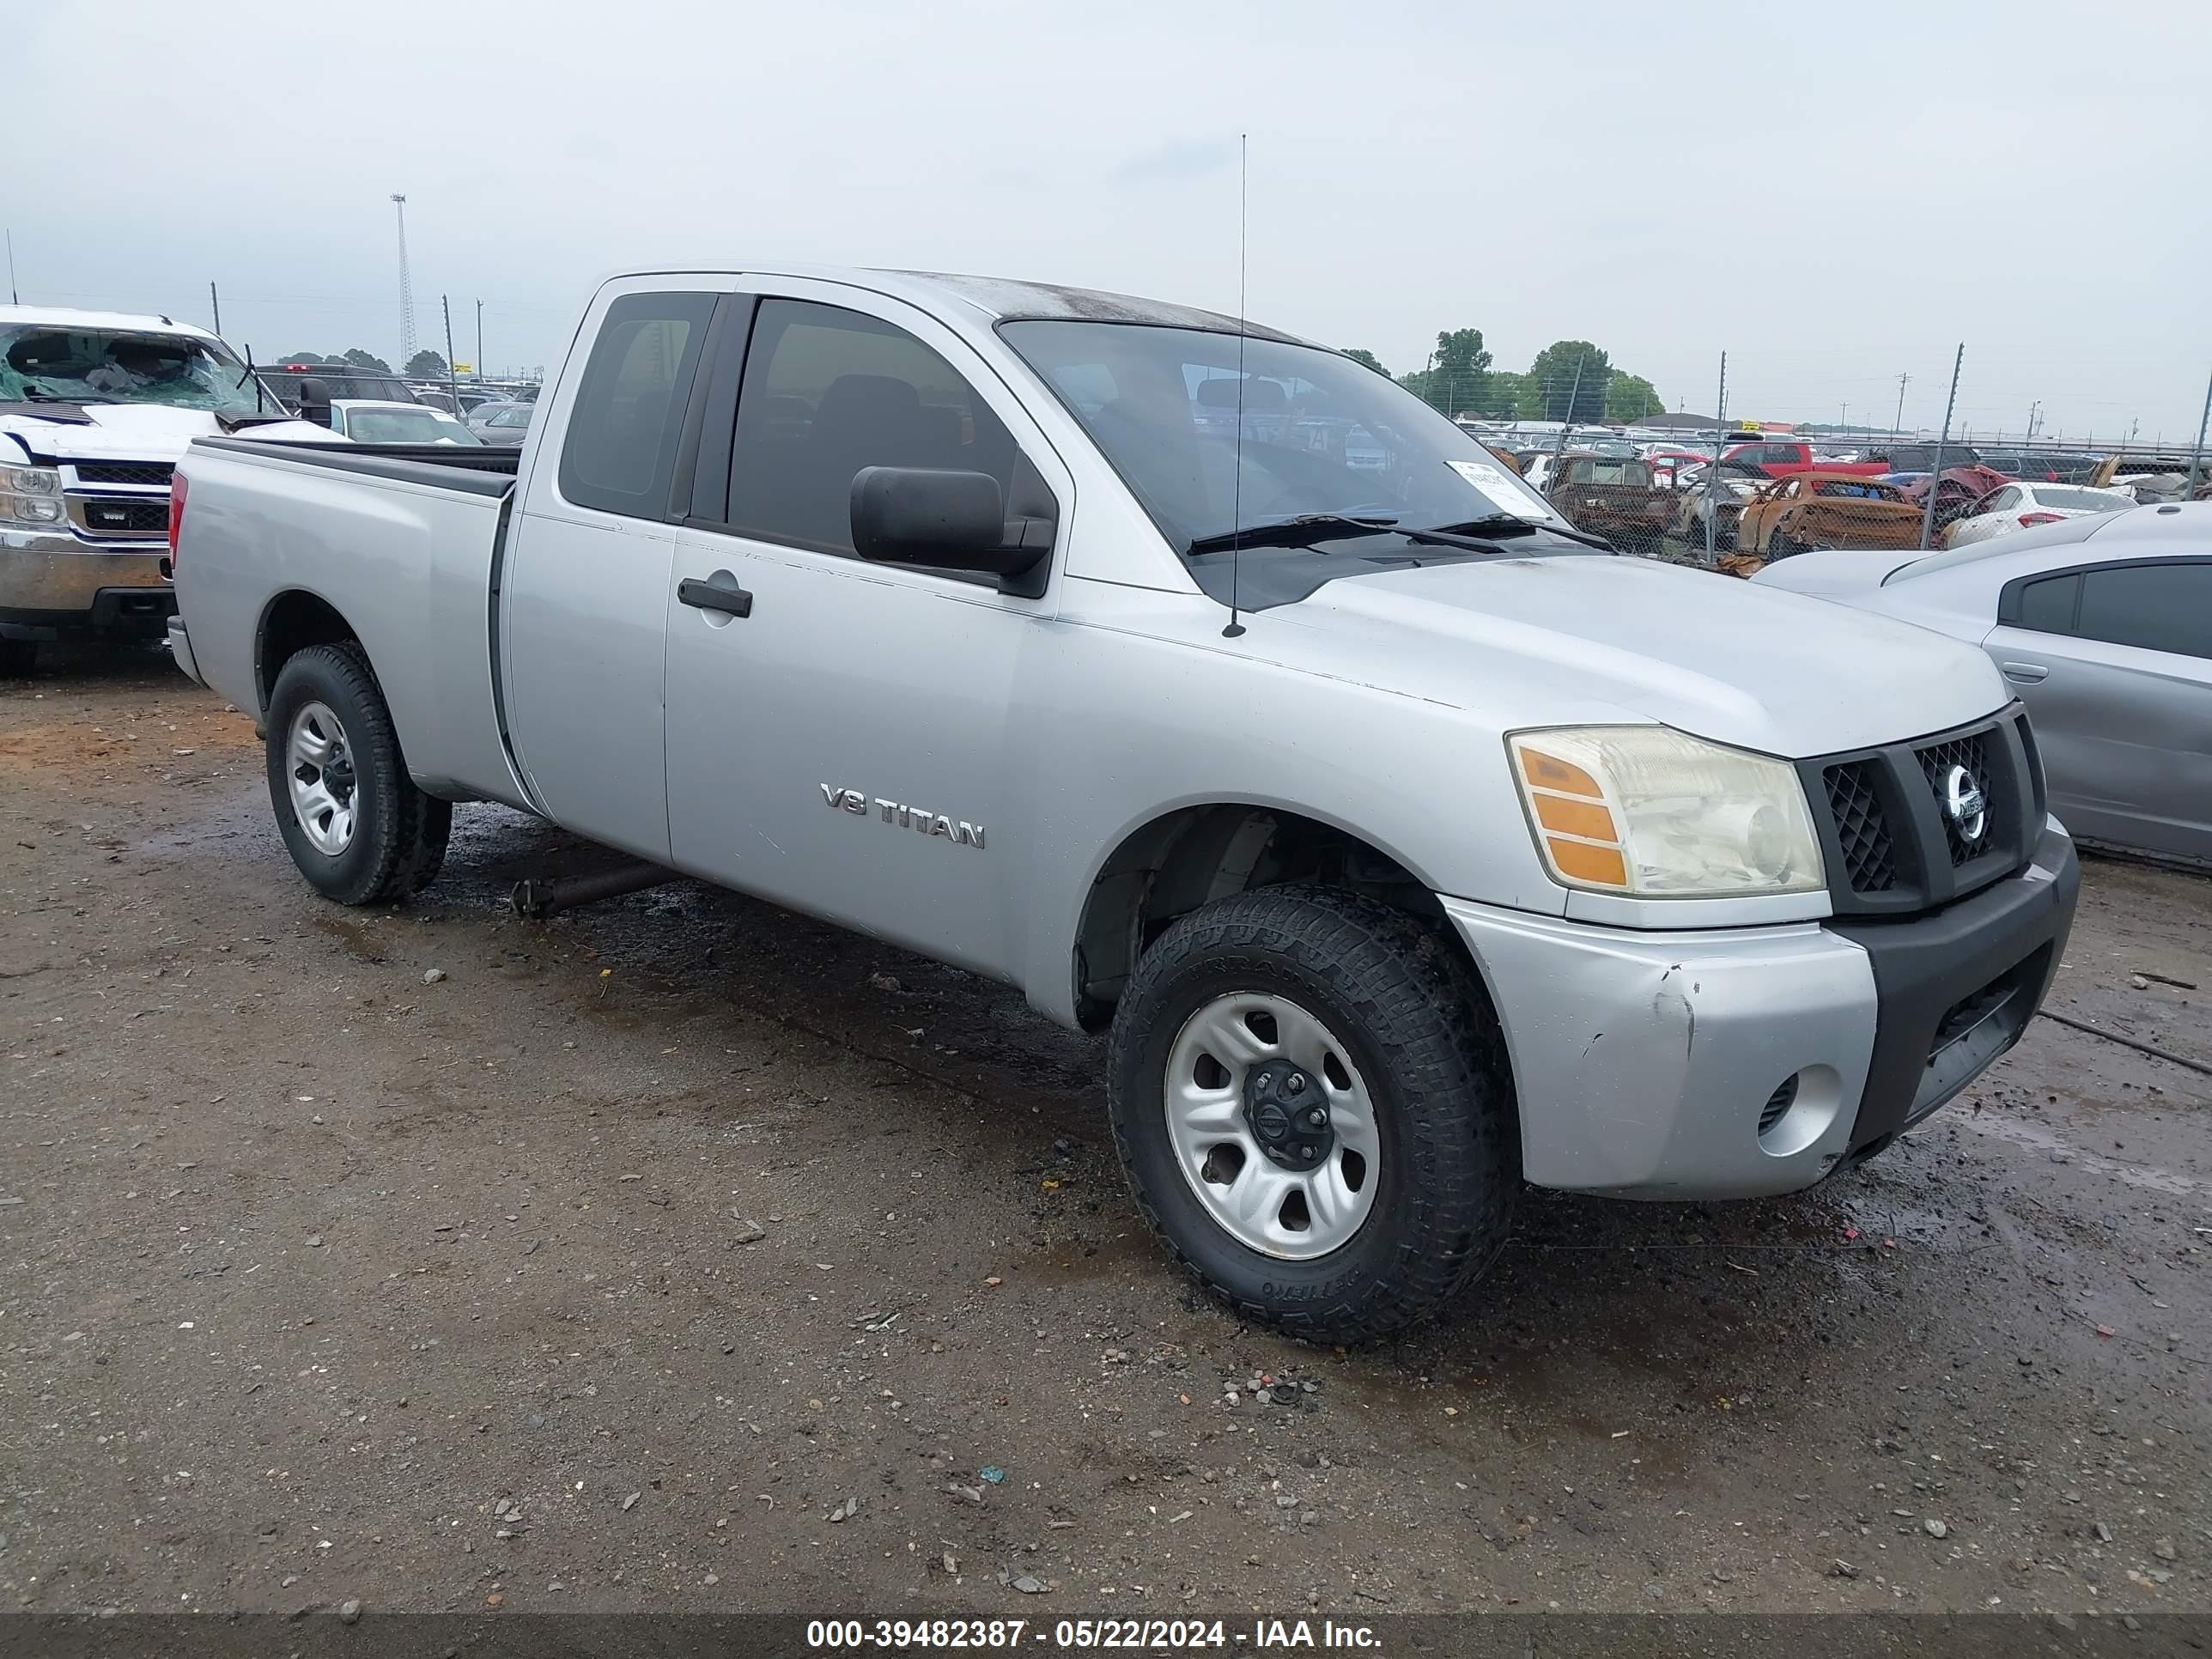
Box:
[0,324,267,415]
[1000,320,1574,588]
[1564,458,1653,486]
[344,406,483,445]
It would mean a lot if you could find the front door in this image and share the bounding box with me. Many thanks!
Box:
[661,285,1070,980]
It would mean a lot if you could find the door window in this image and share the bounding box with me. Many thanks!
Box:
[556,291,715,519]
[2075,562,2212,658]
[727,299,1018,558]
[2012,571,2080,633]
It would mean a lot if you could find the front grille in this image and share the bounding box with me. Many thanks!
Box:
[1823,760,1897,892]
[69,496,169,537]
[1917,732,1993,865]
[1799,709,2035,917]
[70,460,173,487]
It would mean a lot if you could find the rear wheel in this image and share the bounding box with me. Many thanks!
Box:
[264,642,450,905]
[0,638,35,678]
[1107,884,1517,1342]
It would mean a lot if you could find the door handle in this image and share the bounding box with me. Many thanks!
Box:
[678,576,753,618]
[2000,660,2048,684]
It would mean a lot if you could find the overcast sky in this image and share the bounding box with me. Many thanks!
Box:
[10,0,2209,444]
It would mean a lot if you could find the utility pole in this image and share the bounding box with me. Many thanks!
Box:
[442,295,461,415]
[1917,343,1964,551]
[1705,350,1728,564]
[392,193,416,367]
[2186,363,2212,495]
[1548,356,1588,465]
[475,299,483,383]
[2027,400,2041,441]
[210,281,222,337]
[4,228,16,305]
[1893,371,1910,435]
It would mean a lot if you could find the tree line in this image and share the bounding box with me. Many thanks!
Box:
[1342,331,1663,424]
[277,347,453,380]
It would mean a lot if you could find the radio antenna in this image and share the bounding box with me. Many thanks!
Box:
[1222,132,1249,640]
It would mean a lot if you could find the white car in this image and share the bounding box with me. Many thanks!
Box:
[328,400,483,446]
[1943,482,2134,548]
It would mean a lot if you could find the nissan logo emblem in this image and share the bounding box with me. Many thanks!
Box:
[1942,764,1987,844]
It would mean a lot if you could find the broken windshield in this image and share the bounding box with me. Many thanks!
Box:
[0,325,268,416]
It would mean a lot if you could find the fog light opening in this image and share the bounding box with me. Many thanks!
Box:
[1757,1065,1844,1158]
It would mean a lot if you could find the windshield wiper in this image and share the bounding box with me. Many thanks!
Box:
[1185,513,1403,555]
[1416,514,1619,552]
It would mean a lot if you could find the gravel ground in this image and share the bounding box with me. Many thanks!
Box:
[2,645,2206,1621]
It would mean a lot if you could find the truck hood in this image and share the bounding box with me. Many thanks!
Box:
[0,403,221,464]
[1751,548,1924,597]
[1277,553,2007,757]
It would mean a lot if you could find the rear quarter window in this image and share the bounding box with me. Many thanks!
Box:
[556,291,716,519]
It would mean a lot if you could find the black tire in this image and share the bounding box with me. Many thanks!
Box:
[0,638,35,678]
[1107,884,1517,1342]
[264,641,450,905]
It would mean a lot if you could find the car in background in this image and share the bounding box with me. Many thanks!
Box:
[1753,503,2211,866]
[1721,439,1888,480]
[1643,448,1710,488]
[1978,451,2106,485]
[1735,472,1923,556]
[1942,482,2135,548]
[1896,464,2015,533]
[466,401,536,447]
[1542,453,1674,551]
[1,304,278,673]
[327,401,485,446]
[1670,459,1770,550]
[258,364,424,416]
[1867,441,1984,475]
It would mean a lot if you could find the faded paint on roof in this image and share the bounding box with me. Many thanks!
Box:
[882,270,1314,345]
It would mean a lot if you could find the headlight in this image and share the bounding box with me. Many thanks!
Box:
[1509,726,1825,897]
[0,462,65,528]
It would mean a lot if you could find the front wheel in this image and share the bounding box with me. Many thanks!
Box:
[1107,885,1517,1342]
[264,642,450,905]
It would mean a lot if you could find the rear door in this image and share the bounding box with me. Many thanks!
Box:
[660,282,1072,979]
[500,278,735,860]
[1984,556,2212,860]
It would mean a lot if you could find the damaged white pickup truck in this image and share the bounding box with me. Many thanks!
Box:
[168,264,2078,1338]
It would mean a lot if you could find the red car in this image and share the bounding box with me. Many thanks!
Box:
[1719,439,1890,479]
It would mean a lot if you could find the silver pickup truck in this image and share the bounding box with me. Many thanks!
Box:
[169,264,2079,1339]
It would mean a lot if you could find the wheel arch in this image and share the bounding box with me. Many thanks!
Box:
[255,588,362,718]
[1069,799,1483,1033]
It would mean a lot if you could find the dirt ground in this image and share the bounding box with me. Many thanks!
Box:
[2,644,2206,1622]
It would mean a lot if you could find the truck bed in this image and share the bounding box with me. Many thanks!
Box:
[176,434,527,808]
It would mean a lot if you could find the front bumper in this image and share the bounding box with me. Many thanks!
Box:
[1442,821,2078,1199]
[0,532,173,635]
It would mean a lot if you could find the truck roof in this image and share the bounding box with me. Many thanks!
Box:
[0,303,221,340]
[601,264,1316,347]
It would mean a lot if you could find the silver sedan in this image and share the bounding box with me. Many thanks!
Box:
[1752,502,2212,866]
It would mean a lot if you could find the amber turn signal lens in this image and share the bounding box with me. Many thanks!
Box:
[1546,837,1629,886]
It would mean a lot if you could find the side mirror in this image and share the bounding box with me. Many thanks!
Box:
[297,376,334,427]
[849,467,1051,596]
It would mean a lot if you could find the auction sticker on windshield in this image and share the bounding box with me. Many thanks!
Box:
[1445,459,1550,520]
